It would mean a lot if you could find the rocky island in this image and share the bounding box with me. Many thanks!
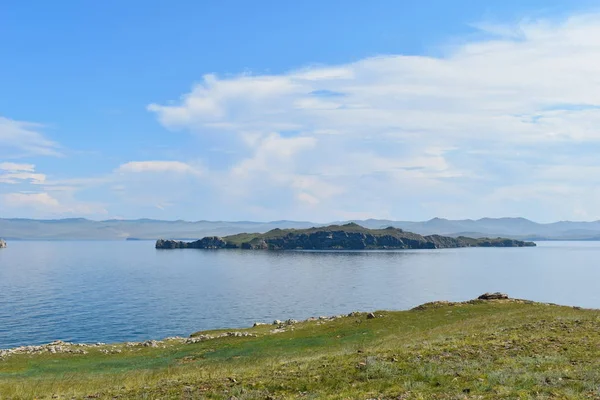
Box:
[155,223,536,250]
[0,239,6,248]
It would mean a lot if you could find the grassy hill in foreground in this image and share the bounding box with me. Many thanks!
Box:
[1,297,598,399]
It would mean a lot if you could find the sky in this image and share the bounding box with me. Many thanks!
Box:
[2,0,600,222]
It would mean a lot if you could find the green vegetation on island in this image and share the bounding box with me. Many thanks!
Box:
[155,223,536,250]
[2,295,598,399]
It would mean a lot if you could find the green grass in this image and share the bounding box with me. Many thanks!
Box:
[2,299,600,399]
[218,223,533,248]
[222,223,440,247]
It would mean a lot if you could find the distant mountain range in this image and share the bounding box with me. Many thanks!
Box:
[2,217,600,241]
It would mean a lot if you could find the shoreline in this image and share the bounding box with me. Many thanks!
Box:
[3,293,600,399]
[0,294,587,355]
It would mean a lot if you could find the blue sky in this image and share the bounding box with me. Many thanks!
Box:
[2,0,600,222]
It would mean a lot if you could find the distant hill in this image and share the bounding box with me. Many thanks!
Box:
[342,218,600,240]
[155,223,535,250]
[2,217,600,240]
[0,218,319,241]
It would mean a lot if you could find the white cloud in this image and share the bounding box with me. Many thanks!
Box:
[0,163,46,184]
[0,117,61,157]
[230,133,317,178]
[0,162,35,172]
[149,14,600,148]
[1,192,107,216]
[116,161,203,176]
[296,192,319,206]
[4,192,60,208]
[143,13,600,221]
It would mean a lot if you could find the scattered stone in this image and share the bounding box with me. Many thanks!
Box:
[478,292,509,300]
[142,340,159,348]
[222,332,256,338]
[163,336,185,342]
[284,319,298,325]
[348,311,361,317]
[0,341,91,359]
[186,335,213,344]
[367,312,376,319]
[185,332,256,344]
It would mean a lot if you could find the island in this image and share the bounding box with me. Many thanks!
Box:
[155,223,535,250]
[0,239,6,248]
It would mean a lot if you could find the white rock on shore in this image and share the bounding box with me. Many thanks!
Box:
[1,311,373,360]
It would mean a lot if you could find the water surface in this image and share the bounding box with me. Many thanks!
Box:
[0,241,597,348]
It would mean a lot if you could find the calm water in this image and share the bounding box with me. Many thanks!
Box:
[0,241,599,348]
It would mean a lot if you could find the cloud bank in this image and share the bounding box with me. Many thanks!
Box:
[145,14,600,221]
[7,13,600,221]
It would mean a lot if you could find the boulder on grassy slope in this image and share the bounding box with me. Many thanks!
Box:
[478,292,509,300]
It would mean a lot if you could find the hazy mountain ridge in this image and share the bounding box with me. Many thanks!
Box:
[2,217,600,240]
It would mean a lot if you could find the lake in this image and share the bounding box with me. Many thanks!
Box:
[0,240,598,349]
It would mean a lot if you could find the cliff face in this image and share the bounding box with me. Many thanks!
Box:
[155,224,536,250]
[155,237,232,249]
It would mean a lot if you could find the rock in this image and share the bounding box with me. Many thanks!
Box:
[142,340,159,347]
[156,237,229,249]
[367,312,376,319]
[285,319,298,325]
[478,292,509,300]
[273,320,282,325]
[163,336,185,342]
[0,239,6,248]
[186,335,213,344]
[348,311,361,317]
[253,322,268,327]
